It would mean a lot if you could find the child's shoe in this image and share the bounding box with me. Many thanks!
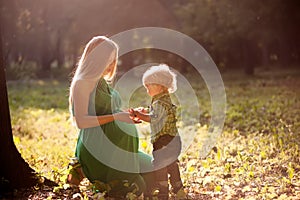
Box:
[175,188,187,200]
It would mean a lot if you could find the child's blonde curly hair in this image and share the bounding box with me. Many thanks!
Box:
[142,64,177,93]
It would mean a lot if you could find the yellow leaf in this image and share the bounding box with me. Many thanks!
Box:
[53,186,60,193]
[13,136,21,145]
[215,185,222,192]
[141,141,148,149]
[202,160,209,169]
[249,171,254,178]
[217,148,222,160]
[188,166,195,172]
[260,151,267,159]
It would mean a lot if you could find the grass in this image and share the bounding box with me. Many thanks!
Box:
[8,80,76,183]
[7,67,300,199]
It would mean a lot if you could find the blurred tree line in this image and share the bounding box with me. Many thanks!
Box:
[173,0,300,74]
[1,0,299,79]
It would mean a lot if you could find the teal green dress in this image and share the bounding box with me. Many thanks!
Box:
[74,78,153,197]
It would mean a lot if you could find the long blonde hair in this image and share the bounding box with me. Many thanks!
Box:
[69,36,119,114]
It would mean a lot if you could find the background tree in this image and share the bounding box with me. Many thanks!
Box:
[2,0,300,79]
[173,0,300,74]
[2,0,183,79]
[2,0,299,79]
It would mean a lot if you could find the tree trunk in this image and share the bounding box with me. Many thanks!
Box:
[241,38,255,75]
[56,29,64,69]
[0,4,56,195]
[38,34,53,78]
[37,8,53,78]
[260,43,269,69]
[0,26,38,195]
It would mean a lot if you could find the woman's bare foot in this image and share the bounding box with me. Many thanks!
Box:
[66,159,84,186]
[66,167,84,186]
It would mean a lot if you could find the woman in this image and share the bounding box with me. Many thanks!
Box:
[68,36,154,198]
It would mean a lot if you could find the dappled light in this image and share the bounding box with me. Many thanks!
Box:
[1,0,299,79]
[1,0,299,199]
[7,69,300,199]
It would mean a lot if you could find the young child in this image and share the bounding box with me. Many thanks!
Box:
[130,64,187,200]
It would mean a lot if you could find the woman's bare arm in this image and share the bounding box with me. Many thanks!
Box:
[72,81,135,129]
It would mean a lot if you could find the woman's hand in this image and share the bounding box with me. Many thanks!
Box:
[114,112,141,124]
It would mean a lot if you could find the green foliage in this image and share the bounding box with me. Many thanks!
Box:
[8,80,76,185]
[173,0,299,69]
[7,68,300,199]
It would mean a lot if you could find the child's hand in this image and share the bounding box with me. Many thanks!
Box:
[128,108,142,123]
[128,107,151,123]
[128,108,137,117]
[134,107,148,114]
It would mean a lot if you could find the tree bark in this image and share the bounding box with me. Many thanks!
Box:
[56,30,64,69]
[0,10,39,193]
[0,2,56,194]
[241,38,255,75]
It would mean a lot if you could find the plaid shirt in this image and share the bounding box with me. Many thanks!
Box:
[149,92,178,143]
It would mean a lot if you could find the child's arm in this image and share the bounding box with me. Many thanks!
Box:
[135,110,151,122]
